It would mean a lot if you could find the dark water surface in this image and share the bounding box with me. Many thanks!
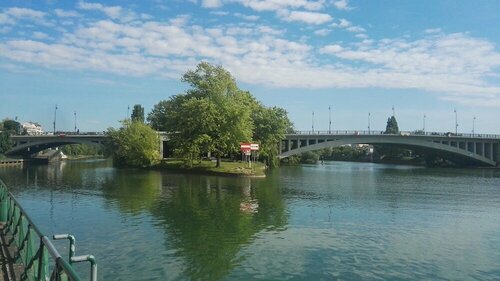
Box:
[1,160,499,280]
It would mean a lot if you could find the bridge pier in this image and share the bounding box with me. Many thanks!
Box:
[494,143,500,164]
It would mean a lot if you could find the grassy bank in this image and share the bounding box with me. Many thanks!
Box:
[153,159,266,177]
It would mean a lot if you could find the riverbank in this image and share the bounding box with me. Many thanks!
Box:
[153,159,266,177]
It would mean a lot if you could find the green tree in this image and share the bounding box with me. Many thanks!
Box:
[105,120,160,167]
[252,105,293,167]
[164,62,253,167]
[147,100,170,131]
[385,116,399,134]
[131,104,145,123]
[2,119,20,134]
[0,131,12,154]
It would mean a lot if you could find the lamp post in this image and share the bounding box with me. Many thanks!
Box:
[312,111,315,133]
[74,111,77,133]
[472,116,476,136]
[368,112,371,134]
[454,109,458,135]
[328,105,332,133]
[423,114,426,133]
[53,104,58,134]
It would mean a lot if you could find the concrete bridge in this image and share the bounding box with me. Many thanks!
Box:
[5,130,500,167]
[5,132,170,158]
[280,130,500,167]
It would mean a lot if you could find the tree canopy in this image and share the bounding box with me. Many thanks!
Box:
[148,62,292,167]
[385,116,399,134]
[131,104,145,123]
[105,120,160,167]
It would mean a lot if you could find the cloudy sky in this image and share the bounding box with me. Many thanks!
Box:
[1,0,500,133]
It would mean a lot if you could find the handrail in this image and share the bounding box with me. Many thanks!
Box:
[287,130,500,139]
[0,178,95,281]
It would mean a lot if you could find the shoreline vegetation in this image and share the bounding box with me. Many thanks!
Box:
[153,159,266,177]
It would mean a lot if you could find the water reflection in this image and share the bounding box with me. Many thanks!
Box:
[1,161,499,280]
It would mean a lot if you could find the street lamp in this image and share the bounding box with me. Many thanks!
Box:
[423,114,426,133]
[472,116,476,136]
[328,105,332,133]
[368,112,371,133]
[53,104,58,134]
[74,111,77,133]
[454,109,458,135]
[312,111,315,133]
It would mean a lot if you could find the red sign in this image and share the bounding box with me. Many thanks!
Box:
[240,143,251,151]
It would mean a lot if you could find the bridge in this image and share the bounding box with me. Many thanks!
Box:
[280,131,500,167]
[5,132,170,158]
[5,131,500,167]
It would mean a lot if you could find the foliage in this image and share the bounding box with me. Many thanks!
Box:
[252,105,293,167]
[2,119,20,134]
[105,120,160,167]
[147,100,169,131]
[61,144,102,156]
[131,104,145,123]
[385,116,399,134]
[299,151,319,164]
[0,131,12,154]
[158,62,254,167]
[148,62,292,168]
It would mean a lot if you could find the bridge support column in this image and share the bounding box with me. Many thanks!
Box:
[494,143,500,164]
[482,142,486,157]
[490,143,494,160]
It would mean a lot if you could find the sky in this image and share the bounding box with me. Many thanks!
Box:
[1,0,500,133]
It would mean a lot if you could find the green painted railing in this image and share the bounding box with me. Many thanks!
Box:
[0,179,96,281]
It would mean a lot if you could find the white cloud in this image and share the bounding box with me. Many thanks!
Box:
[202,0,223,8]
[54,9,80,18]
[32,31,50,40]
[1,4,500,107]
[77,1,122,19]
[314,28,330,36]
[330,18,364,32]
[332,0,352,10]
[0,7,46,25]
[280,10,332,25]
[234,13,260,21]
[319,44,343,53]
[237,0,326,11]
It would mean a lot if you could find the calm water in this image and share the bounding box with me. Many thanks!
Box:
[1,160,500,280]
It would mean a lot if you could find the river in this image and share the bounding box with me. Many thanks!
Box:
[1,160,499,280]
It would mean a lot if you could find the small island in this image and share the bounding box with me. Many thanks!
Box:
[103,62,292,176]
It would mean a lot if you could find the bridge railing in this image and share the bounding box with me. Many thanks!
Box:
[289,130,500,139]
[0,179,95,281]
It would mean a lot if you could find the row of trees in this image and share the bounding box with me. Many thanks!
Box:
[105,62,292,168]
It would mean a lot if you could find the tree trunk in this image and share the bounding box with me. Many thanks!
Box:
[216,156,221,168]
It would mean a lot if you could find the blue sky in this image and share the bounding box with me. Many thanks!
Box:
[1,0,500,133]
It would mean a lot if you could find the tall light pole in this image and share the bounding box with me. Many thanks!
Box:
[368,112,371,133]
[454,109,458,135]
[472,116,476,136]
[328,105,332,133]
[74,111,77,133]
[312,111,315,133]
[423,114,426,133]
[53,104,58,134]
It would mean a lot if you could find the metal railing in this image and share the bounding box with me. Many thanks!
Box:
[0,179,96,281]
[288,130,500,139]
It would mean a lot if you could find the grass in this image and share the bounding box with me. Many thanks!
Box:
[154,159,266,177]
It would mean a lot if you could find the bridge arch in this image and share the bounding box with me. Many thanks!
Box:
[6,135,106,157]
[279,134,499,167]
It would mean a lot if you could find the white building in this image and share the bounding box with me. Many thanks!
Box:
[22,122,44,135]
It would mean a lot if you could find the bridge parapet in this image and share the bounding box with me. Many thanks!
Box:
[290,130,500,139]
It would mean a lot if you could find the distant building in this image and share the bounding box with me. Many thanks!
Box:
[22,122,43,135]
